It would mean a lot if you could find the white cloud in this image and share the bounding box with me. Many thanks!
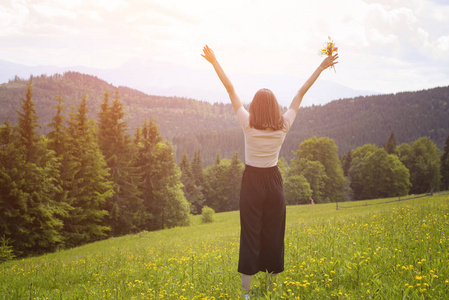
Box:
[0,1,29,36]
[51,0,84,10]
[84,10,104,22]
[436,36,449,52]
[31,3,77,19]
[0,0,447,94]
[92,0,129,12]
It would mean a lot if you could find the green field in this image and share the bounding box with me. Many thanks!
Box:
[1,194,449,299]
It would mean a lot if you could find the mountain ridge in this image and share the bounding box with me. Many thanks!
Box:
[0,58,377,107]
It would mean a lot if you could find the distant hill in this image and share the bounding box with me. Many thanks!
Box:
[174,85,449,164]
[1,72,448,165]
[0,58,376,107]
[0,72,236,138]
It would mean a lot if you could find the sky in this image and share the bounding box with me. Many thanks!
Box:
[1,0,449,97]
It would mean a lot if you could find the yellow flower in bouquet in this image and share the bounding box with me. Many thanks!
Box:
[320,36,338,72]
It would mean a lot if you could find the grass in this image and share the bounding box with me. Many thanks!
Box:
[1,193,449,299]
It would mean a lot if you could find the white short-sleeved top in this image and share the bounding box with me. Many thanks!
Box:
[236,106,297,168]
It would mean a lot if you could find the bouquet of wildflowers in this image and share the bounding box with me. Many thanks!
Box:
[320,36,338,72]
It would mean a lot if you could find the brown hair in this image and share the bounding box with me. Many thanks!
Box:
[249,89,284,131]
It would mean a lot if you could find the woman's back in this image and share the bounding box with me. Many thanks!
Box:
[236,106,296,168]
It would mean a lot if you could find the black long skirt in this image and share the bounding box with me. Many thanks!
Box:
[237,164,286,276]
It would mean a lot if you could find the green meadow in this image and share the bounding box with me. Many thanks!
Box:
[1,193,449,300]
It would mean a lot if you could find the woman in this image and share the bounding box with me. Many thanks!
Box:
[202,45,338,298]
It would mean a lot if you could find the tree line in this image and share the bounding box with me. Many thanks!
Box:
[177,130,449,208]
[279,131,449,205]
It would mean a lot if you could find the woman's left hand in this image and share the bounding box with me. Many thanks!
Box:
[319,53,339,71]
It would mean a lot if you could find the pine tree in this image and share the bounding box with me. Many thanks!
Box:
[441,134,449,190]
[0,236,16,263]
[204,150,224,211]
[152,142,190,228]
[136,119,189,230]
[1,84,68,256]
[192,150,205,188]
[179,153,197,213]
[16,80,40,163]
[383,131,397,154]
[225,152,243,211]
[0,121,27,254]
[180,153,195,188]
[190,150,206,213]
[136,119,162,230]
[98,91,142,235]
[341,149,352,177]
[0,119,13,145]
[47,93,66,157]
[46,92,75,234]
[203,159,226,211]
[98,91,111,139]
[215,151,221,165]
[62,94,113,247]
[134,125,142,146]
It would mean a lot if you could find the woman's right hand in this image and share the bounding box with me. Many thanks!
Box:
[201,45,217,64]
[319,53,339,71]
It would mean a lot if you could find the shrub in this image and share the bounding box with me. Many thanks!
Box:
[201,206,215,224]
[0,236,15,263]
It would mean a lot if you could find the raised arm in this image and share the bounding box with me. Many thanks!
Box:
[289,53,339,113]
[202,45,242,113]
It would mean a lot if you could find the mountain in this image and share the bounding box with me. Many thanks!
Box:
[1,72,448,166]
[0,58,376,107]
[0,59,62,83]
[102,57,377,107]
